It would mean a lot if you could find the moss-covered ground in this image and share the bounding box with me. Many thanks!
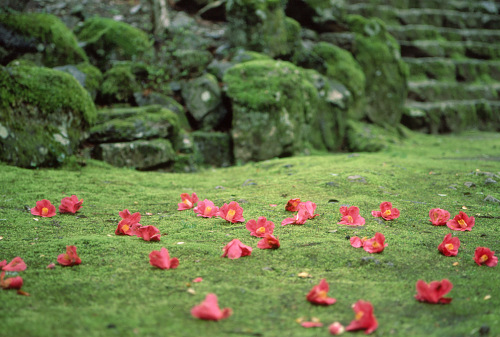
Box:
[0,131,499,337]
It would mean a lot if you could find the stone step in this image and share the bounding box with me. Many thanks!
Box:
[402,99,500,133]
[347,5,500,29]
[399,40,500,59]
[404,57,500,82]
[388,25,500,44]
[347,0,499,14]
[408,81,500,101]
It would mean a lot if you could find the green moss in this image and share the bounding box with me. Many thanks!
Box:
[172,49,213,78]
[75,62,103,96]
[1,64,96,124]
[75,17,152,70]
[99,62,149,104]
[1,131,499,336]
[0,12,88,67]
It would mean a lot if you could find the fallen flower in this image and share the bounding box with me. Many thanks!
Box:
[363,233,388,254]
[474,247,498,267]
[193,277,203,283]
[0,273,23,290]
[115,209,142,236]
[306,279,336,306]
[149,247,179,270]
[137,225,161,241]
[285,198,301,212]
[415,279,453,304]
[447,211,475,231]
[0,260,6,268]
[47,263,56,269]
[178,193,198,211]
[281,208,310,226]
[193,199,219,218]
[346,300,378,334]
[30,199,56,217]
[221,239,252,259]
[429,208,450,226]
[350,236,368,248]
[246,216,275,237]
[2,257,27,272]
[438,233,460,257]
[299,201,319,219]
[217,201,245,223]
[257,233,280,249]
[301,322,324,328]
[371,201,400,221]
[329,322,345,335]
[57,245,81,266]
[338,206,365,226]
[59,195,83,214]
[191,293,232,321]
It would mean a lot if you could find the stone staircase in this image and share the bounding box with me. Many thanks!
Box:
[345,0,500,133]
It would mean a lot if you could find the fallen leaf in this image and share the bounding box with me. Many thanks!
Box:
[484,295,491,300]
[33,218,39,221]
[298,272,312,278]
[438,194,447,197]
[177,242,185,245]
[146,212,153,216]
[462,206,468,209]
[187,288,196,295]
[453,262,459,266]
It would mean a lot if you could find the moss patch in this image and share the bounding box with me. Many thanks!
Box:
[0,131,499,336]
[0,12,88,67]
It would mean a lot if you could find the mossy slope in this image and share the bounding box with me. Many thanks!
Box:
[0,131,499,337]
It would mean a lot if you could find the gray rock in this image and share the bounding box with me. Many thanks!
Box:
[484,178,497,184]
[181,74,227,130]
[95,139,176,170]
[464,182,476,188]
[53,65,86,87]
[484,195,500,203]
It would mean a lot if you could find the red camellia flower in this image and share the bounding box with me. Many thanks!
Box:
[363,233,388,254]
[281,208,310,226]
[338,206,365,226]
[429,208,450,226]
[177,193,198,211]
[371,202,400,220]
[246,216,275,237]
[415,279,453,304]
[149,247,179,270]
[350,236,368,248]
[115,209,142,236]
[474,247,498,267]
[193,199,219,218]
[299,201,319,219]
[137,225,161,241]
[257,233,280,249]
[438,233,460,257]
[0,273,23,290]
[2,257,27,272]
[221,239,252,259]
[59,195,83,214]
[57,245,82,266]
[217,201,245,223]
[447,211,475,231]
[306,279,336,306]
[301,322,324,328]
[346,300,378,334]
[329,322,345,335]
[30,199,56,217]
[285,198,301,211]
[191,293,232,321]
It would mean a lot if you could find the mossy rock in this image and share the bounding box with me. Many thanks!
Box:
[224,59,346,162]
[53,62,102,100]
[226,0,298,58]
[0,12,88,67]
[95,138,176,170]
[192,131,233,167]
[172,49,213,78]
[295,41,366,120]
[347,15,408,126]
[98,62,148,105]
[90,105,180,146]
[285,0,346,32]
[0,64,96,168]
[75,17,152,71]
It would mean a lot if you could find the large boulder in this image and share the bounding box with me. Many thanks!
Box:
[75,17,152,71]
[224,59,347,163]
[0,12,88,67]
[0,64,96,168]
[347,15,408,126]
[226,0,301,58]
